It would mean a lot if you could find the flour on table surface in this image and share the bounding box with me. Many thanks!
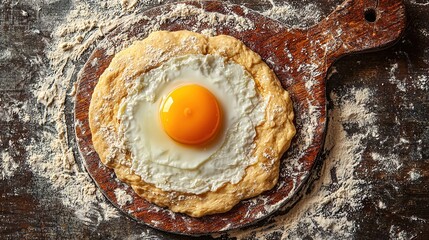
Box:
[416,75,428,90]
[0,98,31,123]
[223,87,377,239]
[19,0,260,226]
[23,0,131,224]
[1,150,19,180]
[388,63,407,92]
[408,169,422,181]
[371,152,403,173]
[0,48,13,62]
[378,200,387,209]
[409,0,429,6]
[390,225,418,240]
[2,0,426,238]
[387,62,429,93]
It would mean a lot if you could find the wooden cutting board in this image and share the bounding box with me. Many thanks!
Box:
[74,0,406,235]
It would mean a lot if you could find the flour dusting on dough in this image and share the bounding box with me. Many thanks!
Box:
[89,30,295,217]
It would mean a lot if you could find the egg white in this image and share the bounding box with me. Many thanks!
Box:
[119,54,267,194]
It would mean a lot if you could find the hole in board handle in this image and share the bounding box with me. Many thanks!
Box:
[364,8,377,22]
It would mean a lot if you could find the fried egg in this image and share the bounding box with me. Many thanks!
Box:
[118,54,267,194]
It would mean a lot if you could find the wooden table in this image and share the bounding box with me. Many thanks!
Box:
[1,0,428,239]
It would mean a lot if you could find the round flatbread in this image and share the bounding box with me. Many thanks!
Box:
[89,30,295,217]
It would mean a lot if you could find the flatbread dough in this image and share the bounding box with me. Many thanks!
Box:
[89,30,295,217]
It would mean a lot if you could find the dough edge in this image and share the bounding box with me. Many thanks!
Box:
[88,30,296,217]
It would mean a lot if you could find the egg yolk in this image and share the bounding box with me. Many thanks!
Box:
[160,84,222,145]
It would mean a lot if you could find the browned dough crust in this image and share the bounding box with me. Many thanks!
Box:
[89,30,295,217]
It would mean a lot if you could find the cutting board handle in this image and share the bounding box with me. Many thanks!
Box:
[309,0,406,65]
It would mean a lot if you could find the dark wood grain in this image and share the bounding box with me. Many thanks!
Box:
[74,0,406,235]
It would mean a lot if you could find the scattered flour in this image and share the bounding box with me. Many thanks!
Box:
[1,150,19,180]
[25,138,120,223]
[263,1,322,29]
[24,0,132,224]
[416,75,428,90]
[114,188,133,207]
[371,152,403,173]
[0,48,13,61]
[388,63,429,92]
[378,200,387,209]
[388,63,406,92]
[0,98,31,123]
[2,0,425,238]
[408,169,422,181]
[23,0,258,226]
[409,0,429,6]
[389,225,417,240]
[224,87,377,239]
